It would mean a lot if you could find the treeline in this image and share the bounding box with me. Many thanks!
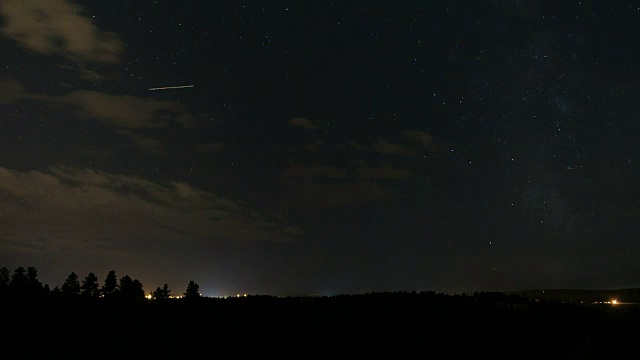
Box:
[3,266,639,357]
[0,265,201,301]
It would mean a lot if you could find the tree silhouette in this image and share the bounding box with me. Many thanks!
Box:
[0,267,9,297]
[119,275,133,296]
[9,267,28,297]
[153,283,171,299]
[118,275,145,300]
[81,272,100,297]
[61,272,81,295]
[131,279,144,299]
[26,266,44,297]
[101,270,118,297]
[185,281,200,298]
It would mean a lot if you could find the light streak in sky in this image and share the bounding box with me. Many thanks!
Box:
[148,85,194,91]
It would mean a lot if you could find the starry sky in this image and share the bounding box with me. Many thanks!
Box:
[1,0,638,297]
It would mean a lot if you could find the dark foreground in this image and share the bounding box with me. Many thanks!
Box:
[3,291,640,359]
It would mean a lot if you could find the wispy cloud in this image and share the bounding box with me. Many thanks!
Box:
[372,138,417,157]
[58,90,193,129]
[0,166,293,256]
[117,130,167,156]
[279,129,446,208]
[0,0,123,64]
[348,130,445,157]
[280,164,397,208]
[289,117,316,130]
[1,78,197,131]
[58,65,107,82]
[401,130,445,153]
[0,78,25,104]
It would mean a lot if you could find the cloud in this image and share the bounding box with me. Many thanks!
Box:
[0,78,25,104]
[401,130,445,153]
[117,130,166,156]
[0,79,199,141]
[347,131,445,157]
[0,0,123,64]
[289,117,316,129]
[57,65,107,82]
[57,64,107,81]
[281,164,393,208]
[59,90,193,129]
[279,130,444,209]
[78,68,107,81]
[373,138,417,156]
[0,79,197,130]
[401,130,434,148]
[0,166,292,256]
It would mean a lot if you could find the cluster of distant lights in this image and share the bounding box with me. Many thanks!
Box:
[574,299,621,305]
[142,294,624,304]
[144,293,247,299]
[145,294,188,299]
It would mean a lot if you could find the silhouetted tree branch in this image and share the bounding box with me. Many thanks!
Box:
[185,281,200,298]
[101,270,118,298]
[81,272,100,297]
[153,283,171,299]
[61,272,81,295]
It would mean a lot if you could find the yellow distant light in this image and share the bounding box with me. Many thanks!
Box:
[611,299,618,305]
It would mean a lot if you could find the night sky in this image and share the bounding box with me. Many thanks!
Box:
[1,0,638,297]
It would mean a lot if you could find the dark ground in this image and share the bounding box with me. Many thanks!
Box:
[2,292,639,359]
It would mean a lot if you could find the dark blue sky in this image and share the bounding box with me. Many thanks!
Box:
[0,0,638,296]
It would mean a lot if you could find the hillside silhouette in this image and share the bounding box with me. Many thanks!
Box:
[2,266,639,358]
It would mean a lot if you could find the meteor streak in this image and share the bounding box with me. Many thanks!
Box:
[149,85,194,91]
